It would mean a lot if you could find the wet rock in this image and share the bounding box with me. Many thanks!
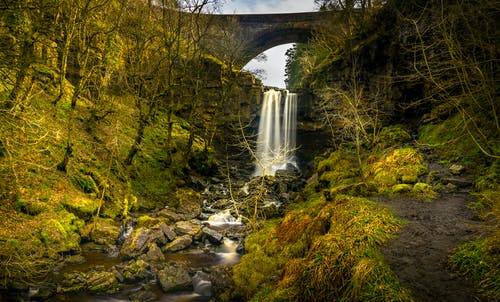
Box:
[120,259,152,282]
[87,270,118,293]
[174,219,202,236]
[141,242,165,263]
[202,227,224,244]
[59,272,87,293]
[120,227,150,258]
[159,222,176,241]
[449,164,465,175]
[162,234,193,252]
[108,245,120,257]
[82,218,120,247]
[157,208,183,223]
[120,227,168,258]
[441,177,473,188]
[236,239,245,254]
[157,264,192,293]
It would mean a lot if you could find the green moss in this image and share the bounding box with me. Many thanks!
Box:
[61,197,100,220]
[368,148,427,192]
[391,184,412,194]
[412,182,437,201]
[72,172,99,194]
[376,126,412,149]
[87,271,118,292]
[419,114,482,169]
[136,215,160,228]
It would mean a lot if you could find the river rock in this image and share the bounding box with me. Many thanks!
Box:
[120,259,152,282]
[141,242,165,263]
[201,227,224,244]
[87,270,118,293]
[162,234,192,252]
[120,225,170,258]
[175,220,202,236]
[81,218,120,247]
[120,227,150,258]
[158,208,183,223]
[157,264,192,293]
[59,272,87,293]
[159,222,177,241]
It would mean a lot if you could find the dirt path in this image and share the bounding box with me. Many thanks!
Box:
[376,158,484,301]
[379,192,482,301]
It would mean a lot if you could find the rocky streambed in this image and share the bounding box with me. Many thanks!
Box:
[8,168,304,302]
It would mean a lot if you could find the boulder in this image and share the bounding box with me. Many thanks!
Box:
[120,227,150,258]
[159,222,177,241]
[87,271,118,293]
[120,259,152,282]
[141,243,165,263]
[168,188,203,220]
[158,209,183,223]
[82,218,120,247]
[157,264,192,293]
[120,226,169,258]
[162,234,192,252]
[174,219,202,236]
[201,227,224,244]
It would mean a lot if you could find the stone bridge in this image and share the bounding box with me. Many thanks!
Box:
[201,11,338,66]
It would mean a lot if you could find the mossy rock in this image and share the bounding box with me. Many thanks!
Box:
[82,218,120,246]
[369,148,428,191]
[39,217,82,254]
[62,197,100,220]
[376,126,412,148]
[87,271,118,292]
[316,150,359,190]
[168,188,202,220]
[391,184,413,194]
[136,215,161,228]
[412,182,437,200]
[121,259,152,282]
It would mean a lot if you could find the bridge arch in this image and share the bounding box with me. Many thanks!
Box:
[204,11,334,66]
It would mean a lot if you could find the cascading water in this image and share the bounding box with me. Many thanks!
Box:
[254,89,298,176]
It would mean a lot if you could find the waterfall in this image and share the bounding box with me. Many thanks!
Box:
[254,89,298,176]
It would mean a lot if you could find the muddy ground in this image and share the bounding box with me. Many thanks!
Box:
[376,158,485,302]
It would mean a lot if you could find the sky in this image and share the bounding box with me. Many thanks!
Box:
[220,0,317,88]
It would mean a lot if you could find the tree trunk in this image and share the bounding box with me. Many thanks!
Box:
[7,40,33,109]
[125,117,146,165]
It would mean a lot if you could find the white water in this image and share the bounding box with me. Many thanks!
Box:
[254,89,298,176]
[206,209,242,226]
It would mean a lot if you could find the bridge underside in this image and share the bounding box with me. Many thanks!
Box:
[241,27,312,65]
[200,11,335,68]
